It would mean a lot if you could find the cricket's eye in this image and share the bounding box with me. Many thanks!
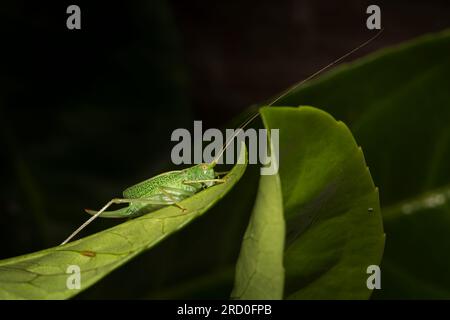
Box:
[201,164,208,170]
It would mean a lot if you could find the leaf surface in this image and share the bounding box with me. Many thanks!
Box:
[233,106,384,299]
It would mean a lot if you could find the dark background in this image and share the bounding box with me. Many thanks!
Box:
[0,0,449,298]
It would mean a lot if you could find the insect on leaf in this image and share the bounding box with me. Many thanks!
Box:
[0,144,248,299]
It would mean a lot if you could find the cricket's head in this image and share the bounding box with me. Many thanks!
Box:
[190,163,216,181]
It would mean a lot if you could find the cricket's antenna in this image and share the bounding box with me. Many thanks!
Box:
[210,30,383,166]
[212,111,260,165]
[268,29,384,106]
[60,203,111,245]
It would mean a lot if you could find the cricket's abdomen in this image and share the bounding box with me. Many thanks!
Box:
[122,170,198,199]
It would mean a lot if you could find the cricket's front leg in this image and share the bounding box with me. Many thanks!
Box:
[183,179,226,187]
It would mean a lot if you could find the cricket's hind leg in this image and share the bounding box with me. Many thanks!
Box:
[61,198,136,245]
[85,206,131,218]
[183,179,226,188]
[61,196,180,246]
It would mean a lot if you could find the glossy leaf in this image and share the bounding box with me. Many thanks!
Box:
[0,146,247,299]
[232,106,384,299]
[231,173,285,299]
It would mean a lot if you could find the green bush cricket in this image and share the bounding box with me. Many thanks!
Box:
[60,114,259,245]
[61,30,383,246]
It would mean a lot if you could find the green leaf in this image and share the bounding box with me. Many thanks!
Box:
[231,173,285,299]
[232,106,384,299]
[0,146,247,299]
[272,30,450,298]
